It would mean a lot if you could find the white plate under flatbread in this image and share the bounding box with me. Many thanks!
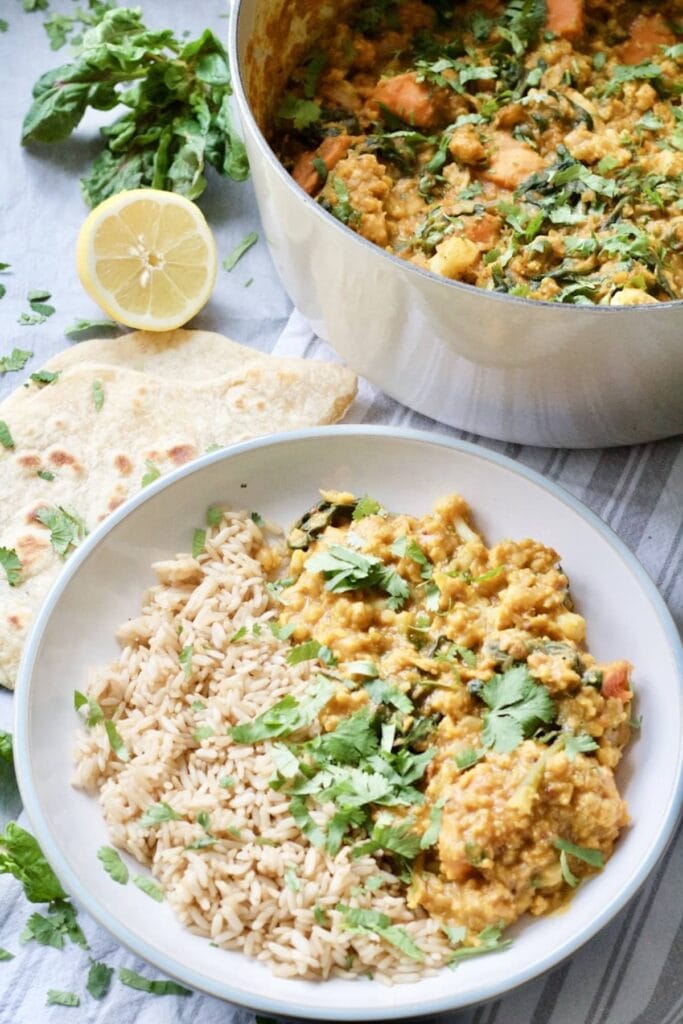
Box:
[0,329,357,689]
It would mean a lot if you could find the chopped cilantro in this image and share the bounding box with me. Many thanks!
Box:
[448,922,511,966]
[86,961,114,1000]
[179,645,194,678]
[132,874,165,901]
[269,620,296,641]
[64,318,118,339]
[0,348,32,374]
[193,725,214,743]
[337,904,424,962]
[420,800,444,849]
[352,496,382,520]
[37,469,55,481]
[230,626,247,643]
[0,823,66,903]
[141,459,161,487]
[30,369,60,387]
[46,990,80,1007]
[284,863,301,891]
[219,775,235,789]
[139,802,182,827]
[554,837,604,869]
[104,720,129,761]
[564,733,598,758]
[0,548,22,587]
[0,948,14,961]
[206,505,223,527]
[0,730,11,765]
[191,528,206,558]
[277,94,321,130]
[97,846,129,885]
[287,639,337,666]
[118,967,190,996]
[91,379,104,411]
[0,421,14,449]
[223,231,259,272]
[35,505,86,557]
[454,747,484,771]
[305,544,410,609]
[74,690,104,727]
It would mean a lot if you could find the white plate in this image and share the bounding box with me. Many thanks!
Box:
[15,427,683,1020]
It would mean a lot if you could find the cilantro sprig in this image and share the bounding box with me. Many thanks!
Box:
[474,664,556,753]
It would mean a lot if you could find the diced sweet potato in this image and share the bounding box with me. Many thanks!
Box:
[464,213,501,247]
[371,72,437,129]
[601,661,633,702]
[292,135,354,195]
[546,0,584,41]
[619,14,675,66]
[480,132,546,190]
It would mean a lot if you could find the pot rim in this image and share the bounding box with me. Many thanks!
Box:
[227,0,683,316]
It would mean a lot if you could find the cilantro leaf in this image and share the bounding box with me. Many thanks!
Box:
[287,639,337,666]
[0,948,14,961]
[420,800,444,849]
[118,967,191,996]
[46,990,80,1007]
[277,94,321,130]
[0,822,66,903]
[191,528,206,558]
[554,838,605,868]
[0,420,14,449]
[364,678,413,714]
[132,874,165,901]
[352,496,382,520]
[454,747,484,771]
[268,620,296,641]
[139,802,182,828]
[0,548,22,587]
[97,845,129,885]
[0,730,12,765]
[35,505,87,557]
[91,379,104,411]
[564,732,598,758]
[223,231,258,271]
[353,819,422,860]
[479,665,556,753]
[104,720,129,761]
[390,536,433,579]
[87,961,114,1000]
[64,317,119,339]
[0,348,32,374]
[74,690,104,727]
[141,459,161,487]
[29,369,59,384]
[179,644,193,677]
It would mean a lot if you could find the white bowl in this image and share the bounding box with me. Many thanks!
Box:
[15,427,683,1020]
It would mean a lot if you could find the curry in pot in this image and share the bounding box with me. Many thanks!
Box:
[272,1,683,304]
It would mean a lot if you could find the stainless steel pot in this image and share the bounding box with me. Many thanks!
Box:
[228,0,683,447]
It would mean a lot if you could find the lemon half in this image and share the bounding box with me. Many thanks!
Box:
[76,189,217,332]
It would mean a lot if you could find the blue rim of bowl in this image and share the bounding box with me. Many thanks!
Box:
[227,0,682,314]
[14,426,683,1021]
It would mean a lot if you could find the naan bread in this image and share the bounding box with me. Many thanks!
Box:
[0,330,357,689]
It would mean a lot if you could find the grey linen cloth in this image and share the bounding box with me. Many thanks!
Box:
[0,1,681,1022]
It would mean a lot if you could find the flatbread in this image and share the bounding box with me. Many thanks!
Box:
[0,330,357,689]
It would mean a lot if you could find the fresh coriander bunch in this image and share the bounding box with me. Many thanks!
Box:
[21,7,249,206]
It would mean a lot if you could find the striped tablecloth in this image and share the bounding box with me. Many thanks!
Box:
[0,2,681,1022]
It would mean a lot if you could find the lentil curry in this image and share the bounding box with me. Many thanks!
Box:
[236,492,633,956]
[272,0,683,304]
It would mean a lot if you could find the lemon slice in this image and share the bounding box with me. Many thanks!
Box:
[76,189,217,332]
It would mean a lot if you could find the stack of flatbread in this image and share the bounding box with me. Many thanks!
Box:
[0,329,357,689]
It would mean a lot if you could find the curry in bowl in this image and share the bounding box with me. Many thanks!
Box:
[272,0,683,305]
[73,492,633,980]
